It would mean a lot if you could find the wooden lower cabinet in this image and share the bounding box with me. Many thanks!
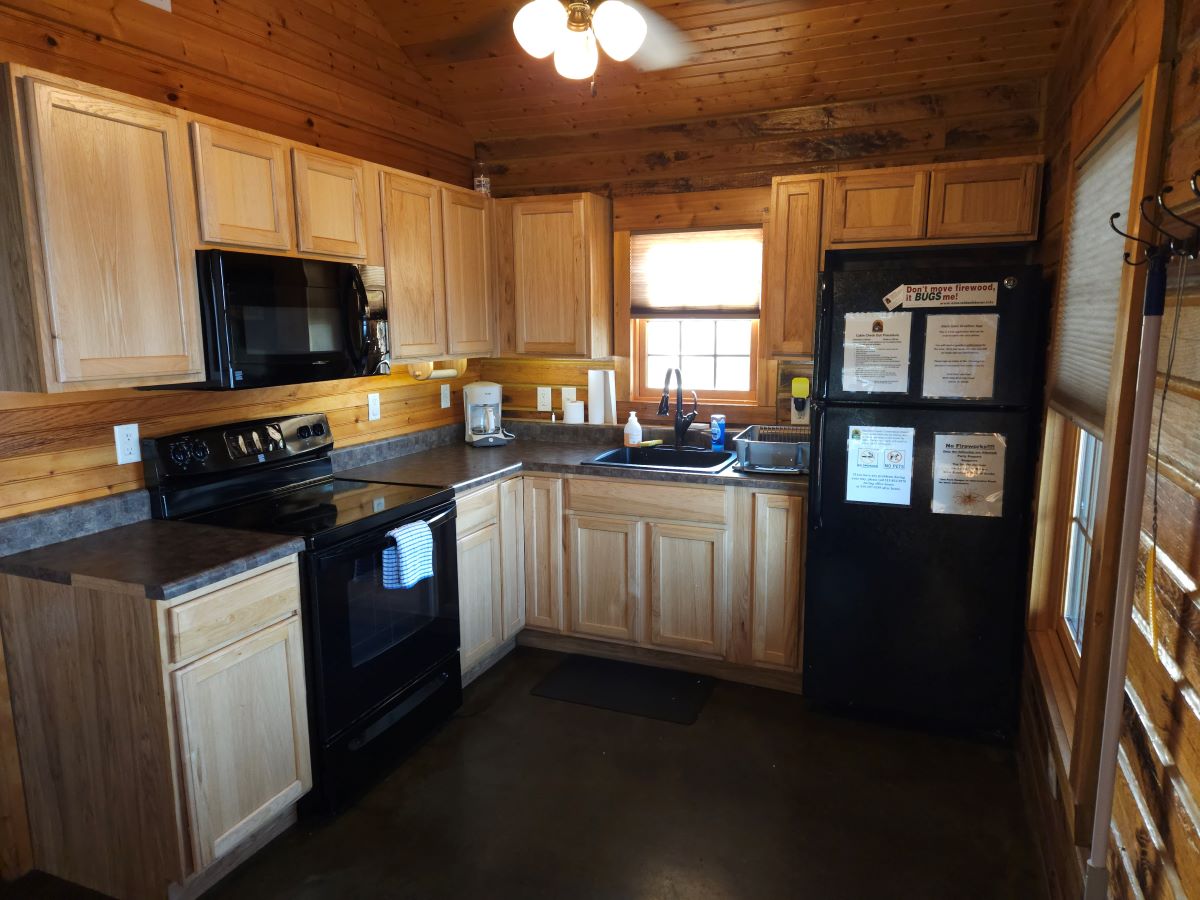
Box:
[647,522,727,657]
[173,617,310,871]
[750,493,805,668]
[499,478,526,638]
[457,522,504,672]
[0,556,308,900]
[566,514,640,642]
[523,476,565,631]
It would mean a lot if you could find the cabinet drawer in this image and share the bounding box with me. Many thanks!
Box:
[566,478,726,525]
[456,483,500,536]
[168,559,301,664]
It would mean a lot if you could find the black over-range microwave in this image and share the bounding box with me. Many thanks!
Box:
[196,249,388,390]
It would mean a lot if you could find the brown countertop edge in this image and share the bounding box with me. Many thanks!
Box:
[0,520,305,601]
[338,439,809,495]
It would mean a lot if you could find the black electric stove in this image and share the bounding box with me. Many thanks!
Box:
[143,413,462,814]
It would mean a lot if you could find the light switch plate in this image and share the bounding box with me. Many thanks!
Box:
[561,387,576,407]
[536,386,552,411]
[367,392,381,421]
[440,384,451,408]
[114,423,140,465]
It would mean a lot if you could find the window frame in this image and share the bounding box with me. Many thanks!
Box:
[1054,423,1103,669]
[631,317,761,405]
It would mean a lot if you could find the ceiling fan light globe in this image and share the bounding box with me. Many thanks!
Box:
[553,27,599,79]
[592,0,647,61]
[513,0,566,59]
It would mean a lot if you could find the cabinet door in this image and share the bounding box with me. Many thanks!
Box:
[751,494,804,668]
[499,478,526,639]
[382,173,447,359]
[523,476,564,630]
[647,523,726,656]
[927,162,1040,240]
[22,79,204,388]
[443,189,494,356]
[292,148,366,258]
[828,171,929,243]
[512,198,586,356]
[191,122,292,250]
[567,515,639,642]
[457,524,504,672]
[173,618,311,872]
[764,176,822,356]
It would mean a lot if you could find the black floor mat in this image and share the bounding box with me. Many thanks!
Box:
[530,654,714,724]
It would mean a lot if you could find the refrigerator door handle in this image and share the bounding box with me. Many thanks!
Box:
[811,402,826,531]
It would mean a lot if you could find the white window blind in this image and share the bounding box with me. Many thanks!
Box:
[1048,99,1141,435]
[630,227,763,318]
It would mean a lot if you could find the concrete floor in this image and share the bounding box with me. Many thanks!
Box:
[6,647,1048,900]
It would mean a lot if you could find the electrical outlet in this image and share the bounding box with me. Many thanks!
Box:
[440,384,451,408]
[114,423,141,465]
[790,400,808,426]
[367,392,381,421]
[561,386,576,407]
[536,386,552,411]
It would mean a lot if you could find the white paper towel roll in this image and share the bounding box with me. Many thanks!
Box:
[564,399,585,424]
[587,370,618,424]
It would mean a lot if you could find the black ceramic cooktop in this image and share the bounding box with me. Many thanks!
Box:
[184,478,452,546]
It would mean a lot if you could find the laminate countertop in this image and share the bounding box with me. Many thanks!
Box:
[339,439,809,495]
[0,520,304,600]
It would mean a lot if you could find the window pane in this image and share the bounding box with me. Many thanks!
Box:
[645,356,677,391]
[680,355,716,391]
[1063,523,1090,650]
[715,356,751,392]
[680,319,716,355]
[716,319,753,355]
[645,319,681,357]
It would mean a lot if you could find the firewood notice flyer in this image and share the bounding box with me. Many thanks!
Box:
[931,433,1006,518]
[845,425,915,507]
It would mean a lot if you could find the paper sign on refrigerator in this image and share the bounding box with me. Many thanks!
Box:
[922,314,999,399]
[842,312,912,393]
[845,425,915,507]
[931,433,1006,517]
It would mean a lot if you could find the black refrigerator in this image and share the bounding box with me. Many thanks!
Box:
[803,264,1044,738]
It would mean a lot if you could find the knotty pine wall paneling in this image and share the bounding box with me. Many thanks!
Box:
[1020,2,1200,899]
[0,0,474,184]
[0,367,479,522]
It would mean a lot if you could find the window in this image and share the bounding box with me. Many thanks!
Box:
[630,227,762,403]
[1062,426,1103,653]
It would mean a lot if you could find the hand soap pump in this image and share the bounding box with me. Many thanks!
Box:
[623,412,643,448]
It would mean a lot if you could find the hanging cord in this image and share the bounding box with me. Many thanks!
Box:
[1148,255,1189,652]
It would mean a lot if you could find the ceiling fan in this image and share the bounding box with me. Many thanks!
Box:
[513,0,690,80]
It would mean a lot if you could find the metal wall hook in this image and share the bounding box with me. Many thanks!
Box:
[1157,187,1200,259]
[1157,186,1200,232]
[1110,211,1154,265]
[1191,169,1200,198]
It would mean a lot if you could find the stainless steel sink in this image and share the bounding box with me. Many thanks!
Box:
[582,446,738,474]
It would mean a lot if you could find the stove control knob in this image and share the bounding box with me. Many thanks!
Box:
[297,425,312,440]
[169,442,190,468]
[190,440,211,464]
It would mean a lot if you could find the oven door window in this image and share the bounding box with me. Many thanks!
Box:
[309,509,459,740]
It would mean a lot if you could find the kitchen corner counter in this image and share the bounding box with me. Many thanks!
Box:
[0,520,305,600]
[338,438,809,495]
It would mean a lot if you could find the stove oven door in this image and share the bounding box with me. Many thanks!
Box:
[305,501,460,742]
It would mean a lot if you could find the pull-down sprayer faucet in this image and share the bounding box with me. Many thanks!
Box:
[658,368,699,450]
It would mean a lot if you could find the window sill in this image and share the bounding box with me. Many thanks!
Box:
[1028,628,1077,777]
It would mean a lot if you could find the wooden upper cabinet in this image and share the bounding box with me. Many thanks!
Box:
[764,176,823,357]
[927,161,1040,240]
[828,170,929,244]
[381,172,447,360]
[442,188,494,357]
[292,148,367,258]
[172,617,311,872]
[18,78,204,390]
[191,122,292,250]
[502,193,612,358]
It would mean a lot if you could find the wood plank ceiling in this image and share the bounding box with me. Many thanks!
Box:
[366,0,1072,194]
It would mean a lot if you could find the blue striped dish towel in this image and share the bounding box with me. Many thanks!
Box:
[381,521,434,590]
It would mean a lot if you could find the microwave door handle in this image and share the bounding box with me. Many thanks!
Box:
[346,267,373,374]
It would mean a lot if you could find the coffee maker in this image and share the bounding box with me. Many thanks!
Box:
[463,381,511,447]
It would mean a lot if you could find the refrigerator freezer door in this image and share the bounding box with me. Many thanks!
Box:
[803,404,1035,735]
[815,266,1044,408]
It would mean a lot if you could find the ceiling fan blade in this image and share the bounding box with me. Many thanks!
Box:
[626,2,691,71]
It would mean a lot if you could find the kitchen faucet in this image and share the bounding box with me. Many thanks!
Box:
[657,368,699,449]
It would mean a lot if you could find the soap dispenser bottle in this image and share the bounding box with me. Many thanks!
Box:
[623,412,643,448]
